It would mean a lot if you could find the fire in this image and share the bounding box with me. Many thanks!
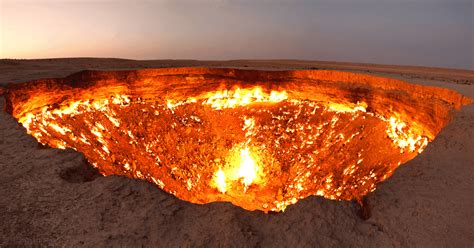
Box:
[238,147,258,187]
[211,146,261,194]
[213,168,227,193]
[203,87,287,110]
[328,101,367,113]
[4,68,469,212]
[387,116,429,153]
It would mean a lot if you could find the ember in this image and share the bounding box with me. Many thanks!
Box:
[4,68,471,212]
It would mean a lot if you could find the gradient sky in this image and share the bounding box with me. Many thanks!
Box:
[0,0,472,69]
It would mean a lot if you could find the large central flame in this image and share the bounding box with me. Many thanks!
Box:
[213,146,260,194]
[4,68,470,212]
[238,147,258,187]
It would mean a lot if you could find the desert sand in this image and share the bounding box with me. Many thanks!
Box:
[1,58,473,247]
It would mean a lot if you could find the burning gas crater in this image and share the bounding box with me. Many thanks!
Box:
[4,68,470,212]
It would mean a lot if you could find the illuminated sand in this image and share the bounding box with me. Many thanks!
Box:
[4,68,470,212]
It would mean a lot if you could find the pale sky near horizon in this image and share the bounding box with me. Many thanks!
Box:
[0,0,472,69]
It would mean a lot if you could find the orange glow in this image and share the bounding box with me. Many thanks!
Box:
[238,147,258,187]
[4,68,469,212]
[386,116,429,153]
[203,87,287,110]
[213,168,227,193]
[212,146,261,193]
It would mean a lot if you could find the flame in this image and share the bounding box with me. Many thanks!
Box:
[210,115,261,194]
[203,87,287,110]
[211,146,261,194]
[328,101,367,113]
[238,147,258,187]
[386,116,429,153]
[167,98,197,109]
[213,168,227,193]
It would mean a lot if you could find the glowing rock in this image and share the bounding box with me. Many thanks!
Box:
[4,68,471,212]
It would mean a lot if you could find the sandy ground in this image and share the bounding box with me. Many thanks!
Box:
[0,59,473,247]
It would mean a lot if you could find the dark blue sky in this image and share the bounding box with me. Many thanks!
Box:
[1,0,472,69]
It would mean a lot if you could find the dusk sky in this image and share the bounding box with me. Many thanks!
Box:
[0,0,472,69]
